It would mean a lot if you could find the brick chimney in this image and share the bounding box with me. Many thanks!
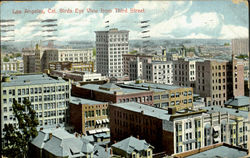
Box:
[49,133,52,139]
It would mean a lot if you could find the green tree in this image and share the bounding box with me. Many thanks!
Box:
[2,98,39,158]
[15,53,22,57]
[93,48,96,56]
[3,56,9,62]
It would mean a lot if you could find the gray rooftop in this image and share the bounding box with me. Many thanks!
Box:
[2,74,67,87]
[111,102,171,121]
[31,128,97,157]
[225,96,250,107]
[70,96,107,105]
[112,136,152,154]
[119,82,191,91]
[201,106,249,119]
[186,145,248,158]
[81,83,149,95]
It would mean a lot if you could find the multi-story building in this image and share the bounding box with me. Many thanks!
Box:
[232,38,249,55]
[49,61,94,72]
[109,102,205,155]
[173,58,203,88]
[224,96,250,111]
[201,106,249,149]
[72,82,154,106]
[122,53,153,80]
[1,57,24,73]
[118,82,193,111]
[1,74,70,131]
[34,44,93,73]
[50,70,107,82]
[70,96,109,135]
[95,28,129,77]
[23,53,36,73]
[195,58,244,106]
[144,61,173,84]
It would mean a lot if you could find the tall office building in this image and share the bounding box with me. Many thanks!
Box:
[232,38,249,55]
[95,28,129,77]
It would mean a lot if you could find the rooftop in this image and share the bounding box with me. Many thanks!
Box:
[112,136,152,154]
[2,74,67,87]
[118,82,191,91]
[225,96,250,107]
[201,106,249,119]
[185,144,248,158]
[70,96,107,105]
[111,102,171,121]
[81,83,149,95]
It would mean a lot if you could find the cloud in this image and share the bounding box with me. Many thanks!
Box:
[220,24,248,39]
[183,33,212,39]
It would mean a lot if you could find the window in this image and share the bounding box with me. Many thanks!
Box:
[3,90,7,95]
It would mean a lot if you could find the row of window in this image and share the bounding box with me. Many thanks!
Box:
[84,109,108,118]
[118,96,152,103]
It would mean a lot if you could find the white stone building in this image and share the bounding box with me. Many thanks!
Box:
[95,28,129,77]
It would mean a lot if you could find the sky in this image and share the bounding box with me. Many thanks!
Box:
[0,0,248,42]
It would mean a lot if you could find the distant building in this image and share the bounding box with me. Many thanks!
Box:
[72,82,154,106]
[232,38,249,55]
[122,53,153,80]
[224,96,250,111]
[95,28,129,77]
[144,61,173,84]
[118,82,193,111]
[173,58,203,88]
[34,44,93,73]
[1,57,24,73]
[49,61,94,72]
[1,74,70,131]
[23,53,36,73]
[195,58,244,106]
[111,136,154,158]
[50,70,107,82]
[29,128,110,158]
[173,143,248,158]
[70,96,109,136]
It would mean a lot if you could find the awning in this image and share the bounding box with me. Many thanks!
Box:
[96,129,102,133]
[102,127,110,132]
[106,119,109,123]
[96,120,100,124]
[213,126,220,131]
[88,130,96,134]
[213,137,220,142]
[102,119,107,123]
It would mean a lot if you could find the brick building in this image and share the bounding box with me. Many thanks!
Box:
[69,96,109,135]
[49,61,94,72]
[72,82,154,106]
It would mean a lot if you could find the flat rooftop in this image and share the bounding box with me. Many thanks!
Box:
[81,83,150,95]
[201,106,249,119]
[111,102,171,121]
[2,74,67,87]
[70,96,107,105]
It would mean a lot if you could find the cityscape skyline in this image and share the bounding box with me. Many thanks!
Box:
[0,0,249,42]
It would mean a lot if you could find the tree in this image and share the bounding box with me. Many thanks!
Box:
[15,53,22,58]
[3,56,9,62]
[2,98,39,158]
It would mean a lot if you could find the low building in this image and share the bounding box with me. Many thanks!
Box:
[72,83,154,106]
[1,57,24,73]
[118,82,193,111]
[50,70,107,82]
[111,136,154,158]
[49,61,94,72]
[70,96,109,135]
[29,128,110,158]
[173,143,248,158]
[225,96,250,111]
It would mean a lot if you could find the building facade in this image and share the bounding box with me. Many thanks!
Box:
[1,58,24,73]
[1,74,70,131]
[95,28,129,77]
[232,38,249,55]
[70,96,109,135]
[144,61,173,84]
[49,61,94,72]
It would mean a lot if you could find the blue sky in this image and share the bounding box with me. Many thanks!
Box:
[0,0,248,42]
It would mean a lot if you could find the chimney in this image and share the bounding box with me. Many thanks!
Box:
[105,144,108,152]
[40,127,44,131]
[49,133,52,139]
[110,148,113,155]
[141,110,144,115]
[137,135,140,140]
[168,107,176,115]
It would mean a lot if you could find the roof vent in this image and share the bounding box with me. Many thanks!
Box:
[141,110,144,114]
[24,80,30,83]
[236,110,239,113]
